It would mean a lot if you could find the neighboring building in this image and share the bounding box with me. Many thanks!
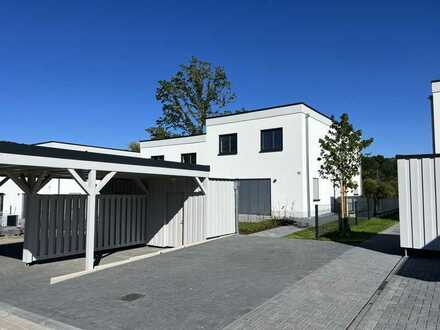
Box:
[431,80,440,153]
[140,103,361,221]
[397,80,440,252]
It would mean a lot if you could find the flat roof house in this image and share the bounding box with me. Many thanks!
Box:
[140,103,361,222]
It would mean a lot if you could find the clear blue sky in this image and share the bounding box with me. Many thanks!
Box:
[1,0,439,156]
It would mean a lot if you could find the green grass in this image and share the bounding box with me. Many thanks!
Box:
[239,219,288,235]
[286,217,398,243]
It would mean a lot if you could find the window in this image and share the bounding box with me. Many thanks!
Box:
[181,153,197,164]
[313,178,320,201]
[151,155,164,160]
[219,133,237,155]
[260,128,283,152]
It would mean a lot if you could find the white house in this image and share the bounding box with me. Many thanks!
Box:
[140,103,361,221]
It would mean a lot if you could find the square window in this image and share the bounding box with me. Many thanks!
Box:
[219,133,238,155]
[261,128,283,152]
[181,153,197,164]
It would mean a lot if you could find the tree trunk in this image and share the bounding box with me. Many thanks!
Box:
[340,183,350,235]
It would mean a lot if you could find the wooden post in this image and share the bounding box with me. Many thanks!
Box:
[85,170,96,271]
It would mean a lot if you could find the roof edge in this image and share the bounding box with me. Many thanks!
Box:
[139,133,206,143]
[34,140,136,153]
[206,102,333,121]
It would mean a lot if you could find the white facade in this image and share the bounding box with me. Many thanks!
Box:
[140,103,361,219]
[432,81,440,153]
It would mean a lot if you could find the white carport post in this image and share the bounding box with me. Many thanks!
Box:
[85,170,97,271]
[68,169,116,271]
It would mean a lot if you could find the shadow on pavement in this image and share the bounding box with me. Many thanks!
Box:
[0,242,23,260]
[397,253,440,282]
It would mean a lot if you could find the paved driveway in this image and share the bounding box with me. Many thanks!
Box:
[0,235,350,329]
[0,229,404,330]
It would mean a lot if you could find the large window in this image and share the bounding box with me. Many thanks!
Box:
[181,153,197,165]
[313,178,320,201]
[260,128,283,152]
[151,155,164,160]
[219,133,237,155]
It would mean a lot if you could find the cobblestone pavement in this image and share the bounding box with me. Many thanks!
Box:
[0,302,78,330]
[352,255,440,330]
[250,225,303,238]
[224,226,402,330]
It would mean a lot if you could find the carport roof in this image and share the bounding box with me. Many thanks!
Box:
[0,141,210,179]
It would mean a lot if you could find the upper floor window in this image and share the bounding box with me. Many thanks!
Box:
[181,153,197,165]
[151,155,164,160]
[260,128,283,152]
[219,133,237,155]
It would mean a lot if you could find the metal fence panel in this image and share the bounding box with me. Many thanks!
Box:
[24,194,148,262]
[398,157,440,250]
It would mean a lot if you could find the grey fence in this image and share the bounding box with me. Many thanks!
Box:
[238,179,271,222]
[24,194,148,262]
[314,197,399,240]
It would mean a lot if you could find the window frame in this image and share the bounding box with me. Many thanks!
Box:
[218,133,238,156]
[151,155,164,160]
[181,152,197,165]
[260,127,283,153]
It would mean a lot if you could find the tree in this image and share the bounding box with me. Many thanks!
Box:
[128,141,140,152]
[318,113,373,232]
[147,56,236,139]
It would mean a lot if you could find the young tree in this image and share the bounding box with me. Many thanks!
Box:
[318,113,373,232]
[147,56,236,139]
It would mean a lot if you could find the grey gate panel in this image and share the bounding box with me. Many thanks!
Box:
[238,179,271,217]
[24,194,148,262]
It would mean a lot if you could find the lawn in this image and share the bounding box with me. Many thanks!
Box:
[286,217,398,243]
[239,219,288,235]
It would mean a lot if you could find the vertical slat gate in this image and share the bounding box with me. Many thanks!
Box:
[23,194,148,262]
[398,156,440,251]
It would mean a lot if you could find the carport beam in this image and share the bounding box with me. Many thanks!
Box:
[194,177,207,195]
[0,177,9,188]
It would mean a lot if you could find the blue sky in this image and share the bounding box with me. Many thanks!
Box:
[1,0,439,156]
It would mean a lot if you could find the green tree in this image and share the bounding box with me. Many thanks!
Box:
[318,113,373,233]
[128,141,140,152]
[147,56,236,139]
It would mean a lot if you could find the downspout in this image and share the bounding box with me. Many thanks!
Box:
[430,95,436,153]
[305,114,311,219]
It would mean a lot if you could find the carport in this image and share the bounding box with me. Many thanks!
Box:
[0,142,210,271]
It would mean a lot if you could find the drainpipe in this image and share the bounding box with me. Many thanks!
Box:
[429,95,436,153]
[305,114,311,219]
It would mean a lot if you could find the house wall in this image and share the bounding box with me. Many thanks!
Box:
[140,135,207,163]
[139,103,355,220]
[206,106,313,218]
[432,81,440,153]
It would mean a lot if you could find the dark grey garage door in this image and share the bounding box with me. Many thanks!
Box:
[238,179,271,216]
